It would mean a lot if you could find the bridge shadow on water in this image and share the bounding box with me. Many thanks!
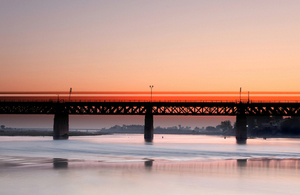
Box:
[144,159,154,170]
[53,158,68,169]
[47,157,300,173]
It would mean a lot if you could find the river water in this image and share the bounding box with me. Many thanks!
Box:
[1,134,300,195]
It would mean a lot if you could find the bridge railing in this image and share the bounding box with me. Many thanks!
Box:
[1,91,300,103]
[0,99,300,103]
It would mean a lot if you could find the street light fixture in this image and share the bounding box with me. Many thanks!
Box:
[248,91,250,103]
[69,87,72,102]
[149,85,154,102]
[240,87,242,103]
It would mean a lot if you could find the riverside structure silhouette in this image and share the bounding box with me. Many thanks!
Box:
[1,91,300,143]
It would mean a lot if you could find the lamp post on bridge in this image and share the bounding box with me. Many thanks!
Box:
[248,91,250,103]
[69,88,72,102]
[149,85,154,102]
[240,87,242,103]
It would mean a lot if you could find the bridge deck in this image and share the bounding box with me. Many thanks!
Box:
[1,101,300,116]
[1,91,300,103]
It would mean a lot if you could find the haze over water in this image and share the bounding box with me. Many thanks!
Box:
[1,134,300,195]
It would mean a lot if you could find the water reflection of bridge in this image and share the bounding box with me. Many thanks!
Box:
[1,92,300,143]
[53,158,300,171]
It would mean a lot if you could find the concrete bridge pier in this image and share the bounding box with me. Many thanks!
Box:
[144,113,154,142]
[53,113,69,140]
[236,114,247,144]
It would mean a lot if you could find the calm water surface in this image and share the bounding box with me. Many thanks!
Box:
[0,134,300,195]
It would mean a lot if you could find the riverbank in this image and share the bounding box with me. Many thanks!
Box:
[0,130,110,136]
[0,129,300,139]
[1,130,300,139]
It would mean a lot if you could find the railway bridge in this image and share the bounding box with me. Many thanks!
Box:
[1,99,300,143]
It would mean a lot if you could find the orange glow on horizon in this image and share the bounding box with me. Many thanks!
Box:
[1,91,300,102]
[2,91,300,95]
[1,2,300,92]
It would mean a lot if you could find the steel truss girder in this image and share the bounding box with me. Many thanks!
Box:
[1,102,300,116]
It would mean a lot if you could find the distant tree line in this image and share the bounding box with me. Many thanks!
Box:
[99,122,234,135]
[98,116,300,137]
[247,116,300,137]
[2,116,300,137]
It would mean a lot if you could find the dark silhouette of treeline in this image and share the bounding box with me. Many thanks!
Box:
[99,123,232,135]
[247,116,300,137]
[99,116,300,137]
[1,116,300,137]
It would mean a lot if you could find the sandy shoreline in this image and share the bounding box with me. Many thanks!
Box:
[0,130,110,136]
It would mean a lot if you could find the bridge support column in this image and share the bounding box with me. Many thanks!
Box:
[236,114,247,144]
[53,113,69,140]
[144,113,153,142]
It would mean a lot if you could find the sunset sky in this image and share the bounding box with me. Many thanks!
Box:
[1,1,300,92]
[1,1,300,128]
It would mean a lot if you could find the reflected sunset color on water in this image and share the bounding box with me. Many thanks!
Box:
[1,134,300,195]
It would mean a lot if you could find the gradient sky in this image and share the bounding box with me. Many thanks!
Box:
[1,1,299,129]
[1,0,300,92]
